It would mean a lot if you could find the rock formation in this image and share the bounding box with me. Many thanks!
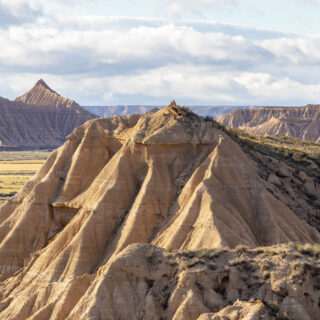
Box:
[0,80,94,149]
[217,105,320,143]
[0,103,319,319]
[16,79,79,109]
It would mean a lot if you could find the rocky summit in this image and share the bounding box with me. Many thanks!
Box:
[217,105,320,143]
[0,103,319,319]
[16,79,79,109]
[0,80,94,149]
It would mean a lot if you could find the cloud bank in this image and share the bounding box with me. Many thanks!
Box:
[0,2,320,106]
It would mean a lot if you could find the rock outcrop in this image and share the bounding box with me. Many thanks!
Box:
[0,103,319,319]
[217,105,320,143]
[0,80,94,149]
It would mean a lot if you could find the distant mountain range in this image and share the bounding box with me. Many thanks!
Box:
[0,80,94,149]
[1,78,320,149]
[217,105,320,143]
[84,105,248,118]
[0,80,251,150]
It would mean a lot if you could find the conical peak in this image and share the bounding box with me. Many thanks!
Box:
[36,79,48,87]
[169,100,177,107]
[34,79,57,94]
[132,102,218,145]
[162,101,198,120]
[15,79,81,109]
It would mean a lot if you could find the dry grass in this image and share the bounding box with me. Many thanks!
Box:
[0,151,49,161]
[0,162,44,173]
[221,128,320,178]
[293,243,320,257]
[229,129,320,156]
[212,120,320,159]
[0,151,49,202]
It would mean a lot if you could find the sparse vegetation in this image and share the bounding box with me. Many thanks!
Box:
[228,128,320,166]
[210,120,320,169]
[292,243,320,257]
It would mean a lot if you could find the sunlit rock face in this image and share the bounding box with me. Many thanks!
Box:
[0,103,319,319]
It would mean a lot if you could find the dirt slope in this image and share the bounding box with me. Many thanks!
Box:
[217,105,320,143]
[0,103,319,319]
[0,80,94,149]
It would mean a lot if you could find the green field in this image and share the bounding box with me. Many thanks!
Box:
[0,151,49,204]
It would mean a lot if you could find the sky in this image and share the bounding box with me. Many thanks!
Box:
[1,0,320,106]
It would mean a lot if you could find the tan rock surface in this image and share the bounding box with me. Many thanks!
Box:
[197,300,275,320]
[0,103,319,319]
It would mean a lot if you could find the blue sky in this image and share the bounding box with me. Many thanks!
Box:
[1,0,320,106]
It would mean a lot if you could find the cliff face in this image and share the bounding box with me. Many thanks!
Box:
[217,105,320,143]
[0,103,319,319]
[0,80,94,149]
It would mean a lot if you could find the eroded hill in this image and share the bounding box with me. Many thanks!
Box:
[16,79,81,109]
[0,103,319,319]
[0,80,94,149]
[217,105,320,143]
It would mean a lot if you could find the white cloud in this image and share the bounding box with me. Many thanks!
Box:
[260,36,320,65]
[0,23,273,75]
[0,0,89,26]
[0,14,319,105]
[97,66,320,105]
